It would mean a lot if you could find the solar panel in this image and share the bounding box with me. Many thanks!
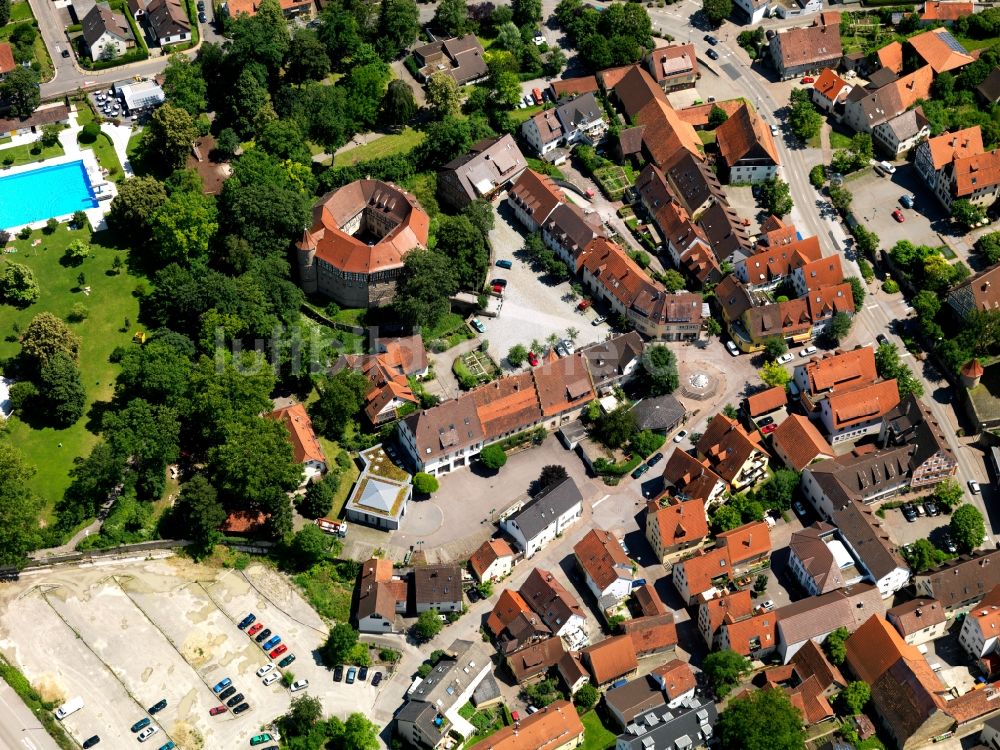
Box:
[939,30,968,55]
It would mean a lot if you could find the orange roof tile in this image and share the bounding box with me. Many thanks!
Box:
[695,413,770,485]
[877,41,904,73]
[632,583,668,616]
[797,255,844,292]
[662,449,725,503]
[598,65,633,92]
[469,538,515,580]
[472,373,543,440]
[925,126,984,170]
[806,283,855,322]
[921,1,973,21]
[789,675,836,725]
[652,659,696,700]
[771,414,834,471]
[804,347,879,394]
[952,148,1000,198]
[268,403,326,466]
[894,65,934,110]
[647,43,698,84]
[582,634,639,684]
[676,99,743,128]
[487,589,533,636]
[550,76,599,99]
[813,68,850,103]
[622,613,678,655]
[716,104,781,170]
[745,386,787,417]
[221,510,268,534]
[702,590,753,638]
[647,498,710,548]
[0,43,14,75]
[479,701,584,750]
[826,379,901,431]
[510,169,563,225]
[717,520,771,567]
[908,28,974,73]
[724,611,777,656]
[574,528,632,592]
[612,65,666,117]
[677,547,731,598]
[740,235,822,284]
[846,615,922,685]
[635,98,703,167]
[532,351,595,418]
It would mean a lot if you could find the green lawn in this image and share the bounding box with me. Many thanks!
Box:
[9,1,33,23]
[580,711,615,750]
[401,171,440,220]
[698,130,717,146]
[317,436,360,519]
[0,139,65,168]
[829,130,854,149]
[335,127,426,166]
[0,225,141,521]
[525,157,564,180]
[81,132,124,182]
[509,104,543,124]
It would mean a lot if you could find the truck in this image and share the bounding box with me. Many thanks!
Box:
[315,517,347,537]
[55,697,84,720]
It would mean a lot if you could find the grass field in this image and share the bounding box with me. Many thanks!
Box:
[84,132,124,181]
[335,127,426,166]
[9,1,33,22]
[509,104,543,124]
[0,138,65,168]
[0,225,141,521]
[581,711,615,750]
[829,129,854,149]
[317,436,360,519]
[0,5,54,81]
[698,130,717,146]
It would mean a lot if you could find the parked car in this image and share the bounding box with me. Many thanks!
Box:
[800,346,818,357]
[758,415,774,427]
[359,666,369,681]
[218,687,236,702]
[226,693,245,708]
[900,194,914,208]
[148,699,167,715]
[776,352,794,364]
[256,664,273,678]
[673,430,688,443]
[262,672,280,686]
[793,501,807,516]
[491,278,508,288]
[592,316,606,326]
[496,259,513,269]
[270,644,288,659]
[760,599,775,611]
[347,667,357,684]
[800,76,814,83]
[131,719,151,733]
[770,123,779,135]
[878,160,897,174]
[83,737,101,748]
[247,623,263,637]
[199,12,207,22]
[648,452,664,466]
[233,704,250,715]
[61,48,70,57]
[334,665,344,682]
[969,479,982,494]
[291,679,310,692]
[254,629,271,644]
[251,735,273,747]
[876,334,890,346]
[902,504,918,522]
[706,48,719,60]
[942,533,958,553]
[209,706,227,716]
[262,636,281,651]
[726,340,740,356]
[372,671,383,686]
[631,463,650,479]
[511,711,521,722]
[704,34,718,44]
[471,318,486,333]
[527,351,539,366]
[892,209,905,223]
[924,500,940,517]
[278,654,296,668]
[157,743,174,750]
[237,614,256,630]
[137,726,158,743]
[761,423,777,435]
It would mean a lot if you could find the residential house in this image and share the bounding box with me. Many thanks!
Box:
[734,0,769,23]
[645,498,710,565]
[542,202,606,267]
[555,93,607,146]
[395,639,495,749]
[878,41,904,74]
[574,528,634,609]
[745,386,788,420]
[842,66,933,134]
[697,195,753,264]
[873,107,931,158]
[632,583,667,618]
[792,254,844,296]
[267,403,327,483]
[806,284,856,334]
[775,583,885,662]
[718,610,778,659]
[609,64,667,119]
[520,567,590,649]
[438,135,527,209]
[698,589,753,648]
[604,675,668,729]
[735,299,815,352]
[977,67,1000,105]
[355,557,406,633]
[501,478,584,558]
[694,413,771,491]
[771,414,835,471]
[915,125,984,197]
[762,640,846,726]
[558,651,590,694]
[651,660,697,707]
[660,449,727,506]
[920,1,974,24]
[335,335,428,426]
[486,589,545,647]
[413,564,463,613]
[223,0,312,17]
[129,0,190,47]
[714,274,755,326]
[522,110,564,156]
[508,169,563,232]
[505,637,566,685]
[962,586,1000,671]
[769,24,843,81]
[794,346,879,415]
[412,35,487,85]
[633,97,704,169]
[914,550,1000,614]
[879,395,959,488]
[644,44,699,92]
[948,262,1000,320]
[811,68,852,114]
[469,539,516,583]
[82,3,134,60]
[735,234,822,291]
[630,394,687,434]
[788,522,867,596]
[833,502,910,598]
[621,614,678,658]
[549,75,599,101]
[0,43,14,79]
[475,701,584,750]
[887,598,948,646]
[715,104,781,184]
[613,698,718,750]
[577,332,644,392]
[671,520,772,604]
[581,635,638,688]
[908,27,974,74]
[804,446,918,518]
[818,378,901,444]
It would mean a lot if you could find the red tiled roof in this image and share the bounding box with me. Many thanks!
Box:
[632,583,668,616]
[532,351,596,418]
[908,28,974,73]
[676,99,744,128]
[797,255,844,292]
[469,538,515,580]
[803,347,878,395]
[635,98,703,167]
[550,75,599,99]
[717,520,771,567]
[716,104,780,169]
[612,65,666,117]
[846,615,921,685]
[487,589,533,636]
[622,613,678,655]
[701,590,753,639]
[925,126,984,171]
[813,68,850,103]
[771,414,834,471]
[268,403,326,466]
[723,611,777,656]
[647,43,698,84]
[479,701,584,750]
[745,386,787,417]
[662,449,725,503]
[0,43,14,75]
[921,1,974,22]
[647,498,710,548]
[574,528,632,592]
[695,413,770,485]
[582,635,639,684]
[806,283,855,322]
[952,149,1000,198]
[877,41,904,73]
[826,379,901,431]
[652,659,696,700]
[510,169,563,225]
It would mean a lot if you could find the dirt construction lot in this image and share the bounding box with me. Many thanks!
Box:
[0,556,380,750]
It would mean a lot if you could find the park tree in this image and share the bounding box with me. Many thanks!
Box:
[757,469,799,510]
[162,54,207,116]
[301,475,339,519]
[597,405,637,449]
[337,713,380,750]
[659,269,686,292]
[839,681,871,716]
[225,69,275,138]
[420,115,477,165]
[57,442,123,527]
[847,276,866,307]
[114,335,193,409]
[322,622,359,665]
[763,336,788,360]
[286,28,331,83]
[952,198,986,227]
[479,444,508,471]
[827,311,853,342]
[426,71,462,117]
[435,215,488,290]
[381,79,417,128]
[19,312,80,371]
[951,504,986,552]
[716,688,805,750]
[788,88,821,141]
[150,189,218,266]
[0,262,39,306]
[39,351,86,428]
[310,369,370,440]
[760,178,793,217]
[377,0,419,59]
[639,344,679,395]
[256,119,312,165]
[434,0,468,35]
[103,398,181,499]
[512,0,542,25]
[976,231,1000,264]
[703,0,732,25]
[393,249,459,329]
[702,649,751,698]
[281,694,324,737]
[573,682,599,711]
[933,478,965,509]
[507,344,528,366]
[171,475,225,552]
[760,360,791,388]
[144,104,199,171]
[414,609,443,641]
[0,67,40,118]
[107,175,168,243]
[0,444,41,566]
[413,472,439,495]
[288,524,332,569]
[227,0,289,74]
[823,626,849,664]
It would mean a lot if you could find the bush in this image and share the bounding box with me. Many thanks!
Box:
[479,443,507,470]
[809,164,826,189]
[80,122,101,144]
[882,279,899,293]
[413,472,439,494]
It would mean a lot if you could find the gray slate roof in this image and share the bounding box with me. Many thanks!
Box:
[508,477,583,542]
[82,3,131,48]
[615,698,718,750]
[630,395,686,432]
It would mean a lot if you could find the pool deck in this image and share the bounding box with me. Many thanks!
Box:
[0,107,120,234]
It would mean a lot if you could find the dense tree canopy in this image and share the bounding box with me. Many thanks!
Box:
[639,345,679,396]
[951,504,986,552]
[716,688,805,750]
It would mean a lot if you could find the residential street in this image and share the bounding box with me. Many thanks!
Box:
[0,681,60,750]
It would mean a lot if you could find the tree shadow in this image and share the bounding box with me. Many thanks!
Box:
[85,398,115,434]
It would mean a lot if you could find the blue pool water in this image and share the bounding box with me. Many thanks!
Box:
[0,160,99,229]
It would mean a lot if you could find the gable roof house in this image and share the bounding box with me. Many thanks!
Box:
[621,613,678,658]
[763,640,846,726]
[267,403,327,482]
[645,43,699,92]
[948,261,1000,321]
[671,520,772,605]
[613,697,718,750]
[914,549,1000,615]
[792,254,845,296]
[718,610,778,660]
[82,3,135,60]
[873,107,931,158]
[771,413,835,471]
[438,135,527,209]
[775,583,885,662]
[793,346,880,414]
[920,1,974,24]
[130,0,190,46]
[577,332,644,392]
[908,27,974,74]
[508,169,564,233]
[413,564,464,613]
[574,528,634,609]
[834,501,911,598]
[660,448,727,506]
[610,64,668,119]
[581,634,639,688]
[697,589,754,649]
[412,35,487,85]
[504,636,567,685]
[788,522,867,596]
[715,104,781,184]
[605,666,697,730]
[335,336,428,426]
[555,92,607,146]
[842,65,934,135]
[818,378,901,444]
[486,589,535,639]
[735,234,822,291]
[469,539,516,583]
[475,700,584,750]
[355,557,407,633]
[959,584,1000,670]
[645,498,711,565]
[887,597,948,646]
[915,125,984,194]
[0,43,14,79]
[520,567,590,650]
[811,68,852,114]
[501,477,584,558]
[549,75,599,101]
[769,24,843,81]
[521,109,564,157]
[694,412,771,491]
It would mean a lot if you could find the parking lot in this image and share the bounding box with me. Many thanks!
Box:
[848,164,949,253]
[0,557,383,750]
[486,199,612,367]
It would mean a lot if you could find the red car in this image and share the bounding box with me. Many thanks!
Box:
[527,351,539,367]
[800,76,814,83]
[892,209,905,223]
[247,622,263,637]
[269,644,288,659]
[761,423,778,435]
[209,706,227,716]
[511,711,520,722]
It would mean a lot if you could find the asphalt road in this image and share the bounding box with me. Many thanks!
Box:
[0,681,60,750]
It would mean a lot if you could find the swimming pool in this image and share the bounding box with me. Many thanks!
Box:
[0,160,99,230]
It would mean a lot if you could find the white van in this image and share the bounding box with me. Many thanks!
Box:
[55,697,84,720]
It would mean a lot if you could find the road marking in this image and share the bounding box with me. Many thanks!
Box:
[593,494,610,509]
[23,738,37,750]
[865,304,879,310]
